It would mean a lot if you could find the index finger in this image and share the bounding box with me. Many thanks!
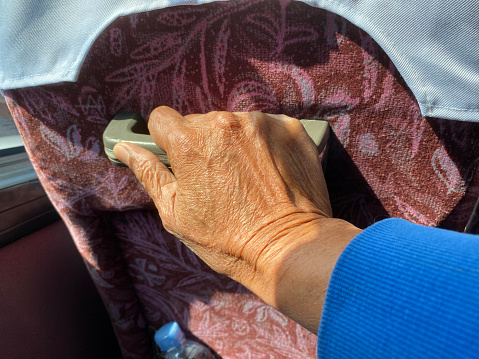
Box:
[148,106,190,155]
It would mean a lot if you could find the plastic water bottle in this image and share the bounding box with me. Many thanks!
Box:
[154,322,215,359]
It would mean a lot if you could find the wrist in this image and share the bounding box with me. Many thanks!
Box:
[249,216,362,333]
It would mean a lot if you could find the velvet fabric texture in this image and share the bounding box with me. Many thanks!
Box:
[5,1,479,358]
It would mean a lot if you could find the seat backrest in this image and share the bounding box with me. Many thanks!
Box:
[5,1,479,357]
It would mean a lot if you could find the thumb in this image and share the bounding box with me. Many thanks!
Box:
[113,142,177,210]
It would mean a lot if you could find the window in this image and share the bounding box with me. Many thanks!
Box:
[0,95,59,247]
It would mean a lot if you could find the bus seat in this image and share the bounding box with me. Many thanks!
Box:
[5,2,479,357]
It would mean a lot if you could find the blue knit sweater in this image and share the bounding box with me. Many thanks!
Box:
[318,219,479,358]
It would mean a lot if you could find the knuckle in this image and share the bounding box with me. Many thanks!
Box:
[149,106,165,122]
[134,158,156,183]
[284,116,303,133]
[282,117,307,142]
[151,105,169,116]
[212,111,242,131]
[131,157,163,193]
[243,114,261,139]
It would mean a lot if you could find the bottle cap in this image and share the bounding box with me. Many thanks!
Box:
[154,322,185,352]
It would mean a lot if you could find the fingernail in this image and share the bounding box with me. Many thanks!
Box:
[113,144,130,165]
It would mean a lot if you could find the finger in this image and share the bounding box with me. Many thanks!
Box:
[184,112,207,123]
[147,106,190,154]
[264,113,312,143]
[113,142,177,204]
[259,114,330,215]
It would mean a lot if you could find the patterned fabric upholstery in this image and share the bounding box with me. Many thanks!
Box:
[5,1,479,358]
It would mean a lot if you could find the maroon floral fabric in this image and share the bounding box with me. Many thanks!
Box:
[5,1,479,358]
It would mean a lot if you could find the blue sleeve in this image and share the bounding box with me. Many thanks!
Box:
[317,218,479,358]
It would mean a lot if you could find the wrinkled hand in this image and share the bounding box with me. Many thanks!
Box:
[114,107,360,332]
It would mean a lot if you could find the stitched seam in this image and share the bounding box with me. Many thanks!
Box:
[0,68,76,80]
[417,102,479,113]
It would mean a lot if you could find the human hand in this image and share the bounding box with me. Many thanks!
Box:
[114,107,361,332]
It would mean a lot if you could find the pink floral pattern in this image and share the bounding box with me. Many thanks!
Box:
[5,1,479,358]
